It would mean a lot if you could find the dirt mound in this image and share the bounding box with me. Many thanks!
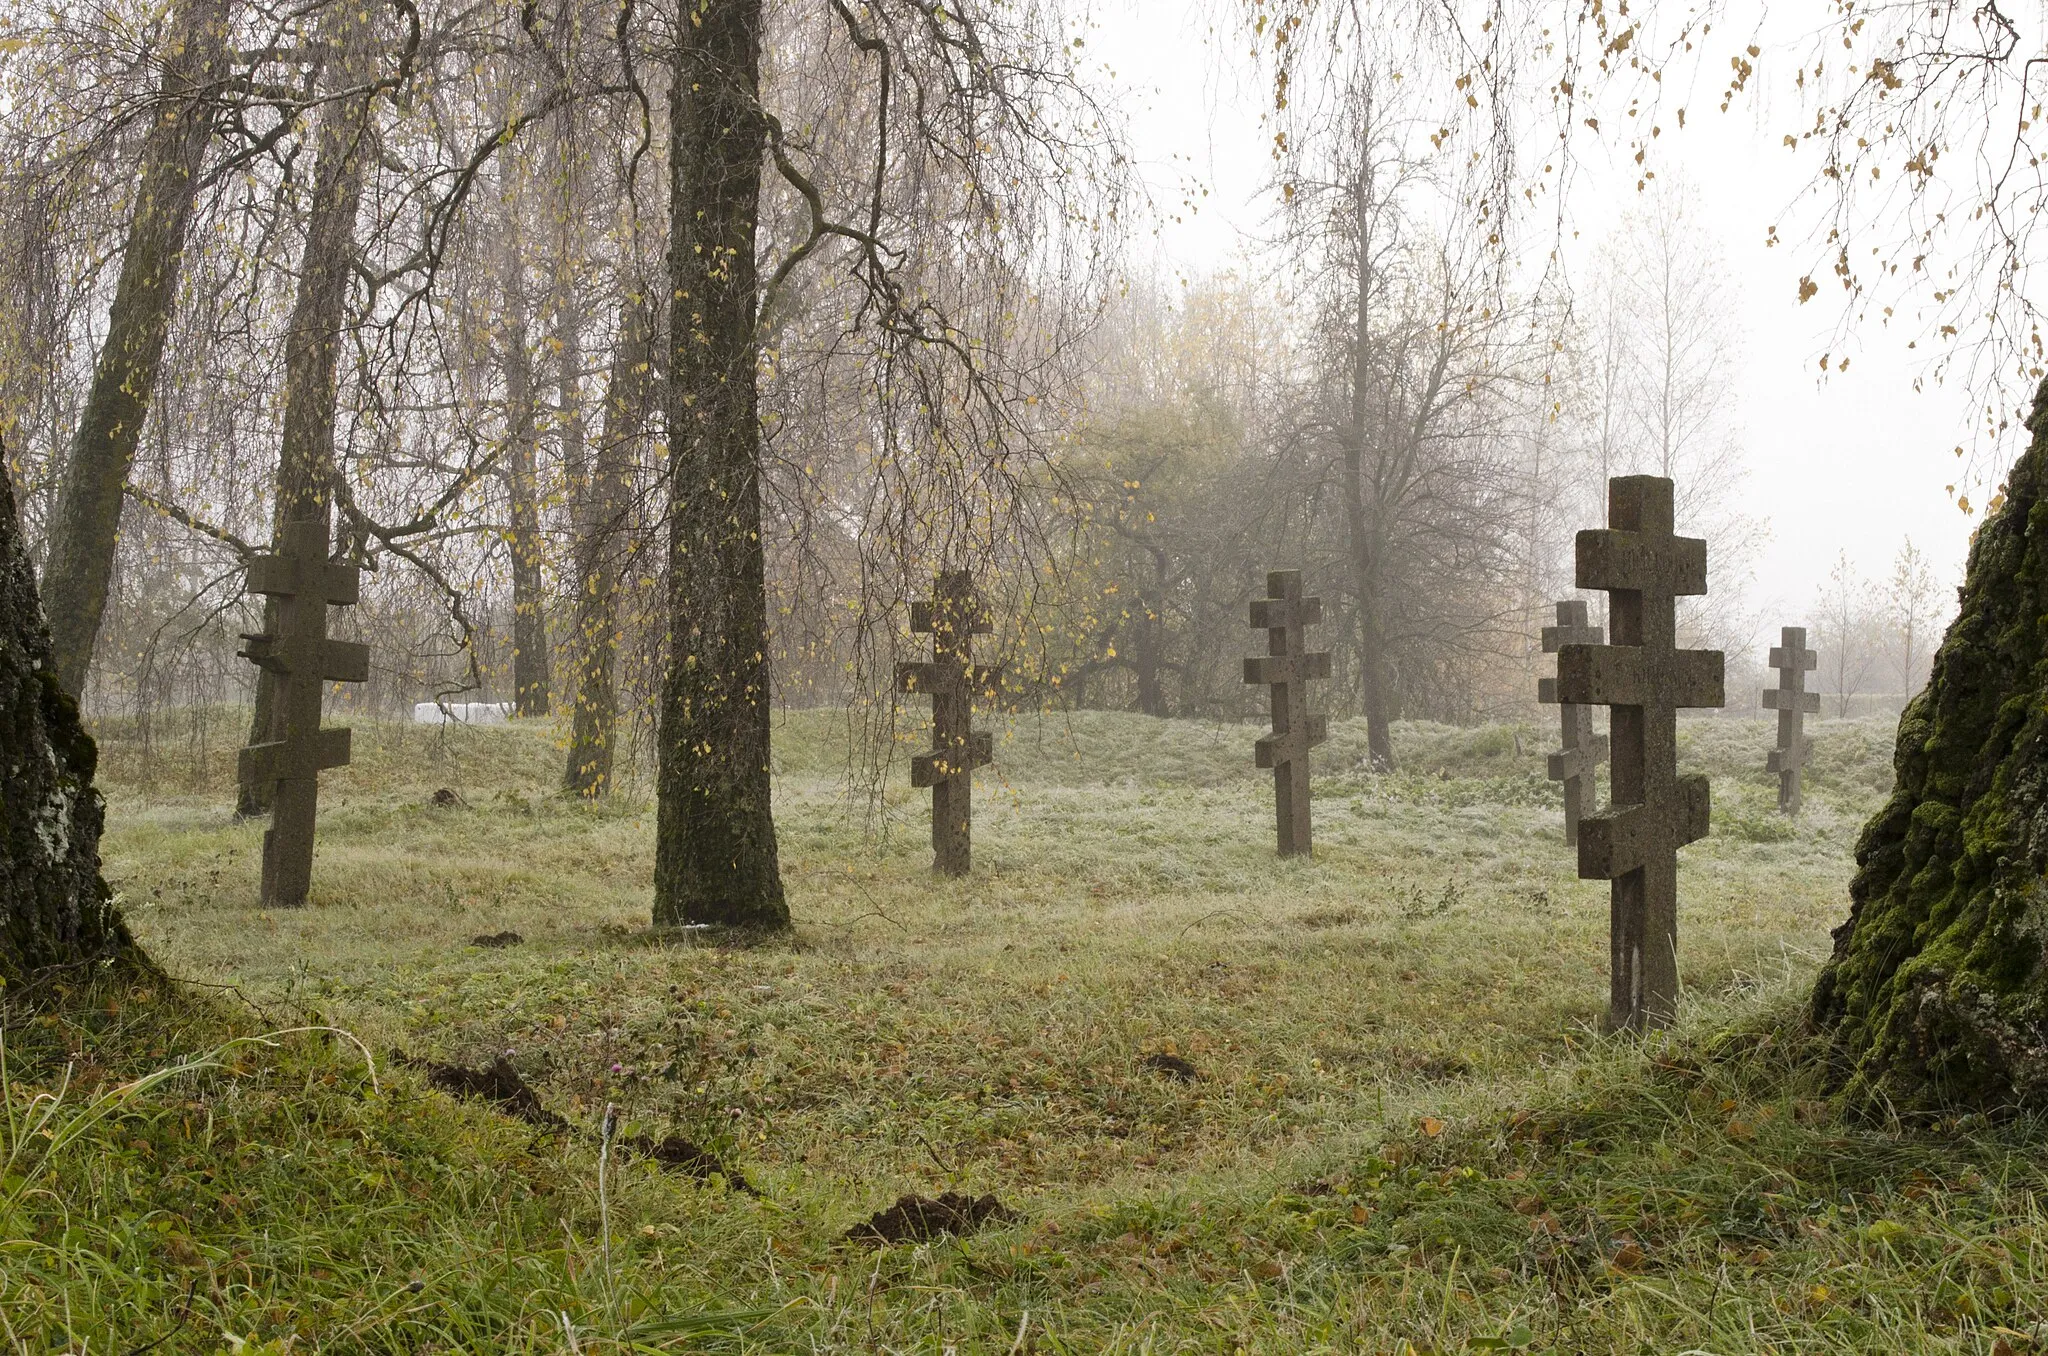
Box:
[619,1134,759,1195]
[844,1192,1018,1245]
[469,931,523,948]
[1141,1052,1201,1082]
[395,1051,566,1130]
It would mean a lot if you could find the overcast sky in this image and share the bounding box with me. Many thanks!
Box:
[1084,2,1983,627]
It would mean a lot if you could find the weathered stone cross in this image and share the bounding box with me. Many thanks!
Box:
[896,570,1000,877]
[237,516,369,908]
[1554,477,1725,1032]
[1536,599,1610,846]
[1762,625,1819,815]
[1244,570,1330,856]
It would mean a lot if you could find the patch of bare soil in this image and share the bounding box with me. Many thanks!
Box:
[1141,1052,1202,1082]
[394,1051,567,1130]
[618,1134,760,1195]
[843,1192,1019,1245]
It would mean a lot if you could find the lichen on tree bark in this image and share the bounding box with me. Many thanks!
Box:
[0,448,131,983]
[1812,379,2048,1110]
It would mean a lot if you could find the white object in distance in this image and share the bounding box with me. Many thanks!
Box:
[411,700,514,725]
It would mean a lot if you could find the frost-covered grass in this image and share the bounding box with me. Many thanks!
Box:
[9,708,2046,1352]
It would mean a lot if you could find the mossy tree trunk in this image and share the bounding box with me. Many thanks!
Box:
[1813,379,2048,1111]
[0,445,131,983]
[653,0,788,929]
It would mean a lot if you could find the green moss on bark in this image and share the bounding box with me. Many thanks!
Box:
[1812,380,2048,1110]
[0,451,131,983]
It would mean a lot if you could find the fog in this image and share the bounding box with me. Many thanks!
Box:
[1091,0,1981,620]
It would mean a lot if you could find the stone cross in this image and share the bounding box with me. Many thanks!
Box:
[896,570,1000,877]
[1762,625,1819,815]
[237,516,369,908]
[1536,599,1610,846]
[1244,570,1330,856]
[1554,477,1725,1032]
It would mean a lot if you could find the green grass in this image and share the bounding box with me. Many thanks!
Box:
[6,708,2046,1352]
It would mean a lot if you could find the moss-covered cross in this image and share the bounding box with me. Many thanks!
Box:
[1244,570,1330,857]
[896,571,999,877]
[1556,478,1725,1031]
[237,516,368,908]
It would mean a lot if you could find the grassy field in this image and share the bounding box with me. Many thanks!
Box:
[7,707,2047,1353]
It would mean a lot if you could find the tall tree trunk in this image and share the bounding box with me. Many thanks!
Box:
[1132,548,1169,717]
[0,444,132,982]
[43,0,230,699]
[654,0,788,929]
[1812,379,2048,1112]
[564,287,654,797]
[235,6,376,817]
[501,231,551,717]
[1343,143,1395,771]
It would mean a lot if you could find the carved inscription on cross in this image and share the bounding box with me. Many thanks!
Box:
[1555,478,1725,1032]
[1536,600,1610,846]
[238,516,369,908]
[896,571,1000,877]
[1243,570,1330,856]
[1762,625,1819,815]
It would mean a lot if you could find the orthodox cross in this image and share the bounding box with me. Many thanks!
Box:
[1243,570,1330,856]
[1554,477,1724,1032]
[1536,599,1610,846]
[1762,625,1819,815]
[896,571,1000,877]
[237,516,369,908]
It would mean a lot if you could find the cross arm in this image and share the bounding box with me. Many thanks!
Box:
[1576,528,1708,597]
[910,600,995,636]
[1254,714,1327,768]
[245,553,361,606]
[1768,645,1818,671]
[1555,644,1723,710]
[1249,595,1324,631]
[238,635,371,683]
[1761,687,1821,713]
[1766,742,1810,774]
[238,727,353,786]
[1577,773,1710,879]
[1541,622,1603,653]
[1547,733,1610,781]
[910,730,994,786]
[1244,651,1332,686]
